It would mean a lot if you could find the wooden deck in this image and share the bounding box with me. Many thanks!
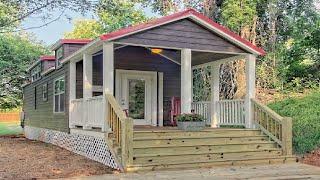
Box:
[76,163,320,179]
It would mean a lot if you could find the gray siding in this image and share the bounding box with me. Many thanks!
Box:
[23,63,70,132]
[41,61,55,72]
[91,46,180,123]
[116,19,246,53]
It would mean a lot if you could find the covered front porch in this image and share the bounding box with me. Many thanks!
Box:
[68,44,255,130]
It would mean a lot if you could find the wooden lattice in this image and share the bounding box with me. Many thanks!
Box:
[24,126,119,170]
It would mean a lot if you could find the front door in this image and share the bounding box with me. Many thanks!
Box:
[116,70,157,126]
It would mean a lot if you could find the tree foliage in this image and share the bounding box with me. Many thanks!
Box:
[0,34,49,109]
[64,19,105,39]
[0,0,94,33]
[97,0,148,33]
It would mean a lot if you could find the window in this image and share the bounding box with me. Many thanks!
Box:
[54,77,65,113]
[31,64,41,82]
[56,46,63,67]
[42,83,48,101]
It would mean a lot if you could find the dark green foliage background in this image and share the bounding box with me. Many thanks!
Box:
[268,91,320,154]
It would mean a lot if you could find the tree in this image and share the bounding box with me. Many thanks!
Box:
[0,0,94,33]
[0,33,49,109]
[64,19,105,39]
[97,0,148,33]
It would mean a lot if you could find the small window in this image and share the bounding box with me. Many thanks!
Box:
[56,46,64,67]
[42,83,48,101]
[54,76,65,113]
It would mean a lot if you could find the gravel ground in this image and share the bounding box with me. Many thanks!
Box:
[0,136,116,180]
[303,148,320,167]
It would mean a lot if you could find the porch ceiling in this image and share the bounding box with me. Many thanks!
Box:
[159,49,238,66]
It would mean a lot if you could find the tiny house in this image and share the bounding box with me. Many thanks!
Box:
[22,9,294,172]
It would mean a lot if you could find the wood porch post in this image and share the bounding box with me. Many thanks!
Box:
[245,54,256,128]
[181,48,192,114]
[102,42,114,132]
[83,53,93,99]
[210,62,220,127]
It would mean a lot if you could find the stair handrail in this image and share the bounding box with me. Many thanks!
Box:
[251,98,292,155]
[105,94,133,169]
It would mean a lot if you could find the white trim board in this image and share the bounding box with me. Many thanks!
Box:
[115,69,162,126]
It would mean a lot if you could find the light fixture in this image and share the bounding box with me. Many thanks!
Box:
[151,48,163,54]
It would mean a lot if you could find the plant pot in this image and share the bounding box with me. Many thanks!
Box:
[177,121,205,131]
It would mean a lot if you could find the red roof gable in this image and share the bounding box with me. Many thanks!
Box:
[40,55,55,61]
[100,9,265,56]
[51,39,92,50]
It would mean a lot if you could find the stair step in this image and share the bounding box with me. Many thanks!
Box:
[134,129,262,139]
[127,156,297,172]
[133,136,271,148]
[133,150,283,165]
[134,148,281,157]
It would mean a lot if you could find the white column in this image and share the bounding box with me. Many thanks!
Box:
[69,61,76,128]
[103,42,114,94]
[83,53,93,99]
[83,53,93,129]
[102,42,114,132]
[210,62,220,127]
[69,61,76,100]
[181,49,192,113]
[245,54,256,128]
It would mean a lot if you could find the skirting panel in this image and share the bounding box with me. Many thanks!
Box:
[24,126,119,170]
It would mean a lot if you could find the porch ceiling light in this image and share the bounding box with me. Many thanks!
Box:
[151,48,163,54]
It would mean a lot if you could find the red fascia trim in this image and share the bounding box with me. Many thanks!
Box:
[100,8,265,56]
[40,55,55,61]
[189,10,266,56]
[60,39,92,44]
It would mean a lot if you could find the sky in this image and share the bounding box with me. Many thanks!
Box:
[21,2,320,46]
[22,6,156,46]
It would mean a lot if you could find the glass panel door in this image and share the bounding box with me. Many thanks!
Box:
[128,79,146,119]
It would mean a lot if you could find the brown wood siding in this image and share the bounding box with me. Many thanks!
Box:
[41,61,55,72]
[76,60,83,99]
[63,44,86,58]
[92,46,180,122]
[116,19,246,53]
[23,63,70,132]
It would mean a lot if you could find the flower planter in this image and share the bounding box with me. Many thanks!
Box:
[177,121,205,131]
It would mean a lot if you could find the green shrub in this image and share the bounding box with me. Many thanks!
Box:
[176,114,205,122]
[268,91,320,154]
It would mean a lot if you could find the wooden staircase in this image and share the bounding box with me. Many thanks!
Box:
[127,128,296,172]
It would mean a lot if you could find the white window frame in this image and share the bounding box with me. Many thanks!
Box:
[31,64,41,82]
[56,46,64,68]
[53,76,65,113]
[42,83,48,101]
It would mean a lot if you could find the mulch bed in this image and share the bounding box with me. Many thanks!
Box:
[0,136,117,179]
[302,148,320,167]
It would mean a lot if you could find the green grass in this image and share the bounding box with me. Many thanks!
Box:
[0,122,23,136]
[268,90,320,154]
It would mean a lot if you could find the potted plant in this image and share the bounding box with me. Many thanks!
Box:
[176,113,206,131]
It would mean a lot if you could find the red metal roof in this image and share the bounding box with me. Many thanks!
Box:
[60,39,92,44]
[100,9,265,56]
[40,55,55,61]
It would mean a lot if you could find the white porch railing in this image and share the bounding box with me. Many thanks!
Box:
[70,96,104,129]
[218,99,245,126]
[191,101,211,125]
[192,99,246,126]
